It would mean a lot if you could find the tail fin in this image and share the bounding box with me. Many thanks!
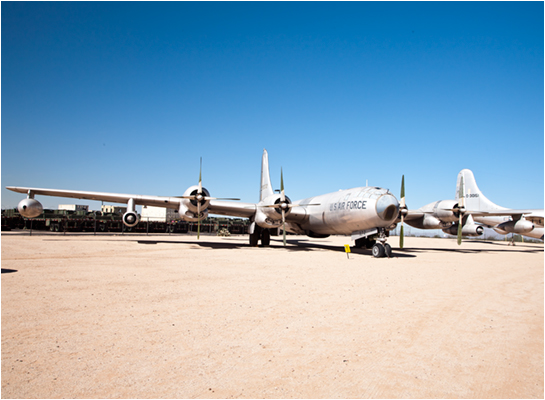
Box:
[260,149,274,201]
[455,169,507,211]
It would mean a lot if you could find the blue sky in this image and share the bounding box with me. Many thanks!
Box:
[2,1,543,213]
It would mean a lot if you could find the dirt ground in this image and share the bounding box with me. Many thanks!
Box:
[1,232,543,399]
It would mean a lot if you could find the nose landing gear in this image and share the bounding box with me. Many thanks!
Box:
[355,228,392,258]
[372,242,392,258]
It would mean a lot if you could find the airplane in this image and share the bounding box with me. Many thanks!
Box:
[7,149,401,258]
[454,169,544,242]
[399,169,544,244]
[399,175,484,246]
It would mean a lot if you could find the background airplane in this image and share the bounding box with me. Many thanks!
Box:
[7,150,401,258]
[454,169,544,241]
[399,169,543,244]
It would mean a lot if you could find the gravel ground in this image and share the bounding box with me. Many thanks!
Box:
[2,232,543,398]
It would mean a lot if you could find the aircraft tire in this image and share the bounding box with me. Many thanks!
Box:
[372,243,385,258]
[249,225,262,246]
[249,232,259,246]
[261,229,270,246]
[384,243,392,258]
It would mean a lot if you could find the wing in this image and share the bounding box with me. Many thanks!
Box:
[393,209,425,223]
[467,209,544,227]
[6,186,257,219]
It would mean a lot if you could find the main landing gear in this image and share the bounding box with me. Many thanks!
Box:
[249,225,271,247]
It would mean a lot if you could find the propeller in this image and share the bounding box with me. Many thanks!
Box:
[456,175,465,245]
[262,168,319,246]
[265,169,288,246]
[399,175,407,249]
[180,157,240,239]
[280,168,287,246]
[197,157,203,239]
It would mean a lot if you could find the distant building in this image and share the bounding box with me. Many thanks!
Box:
[141,206,180,222]
[101,205,127,214]
[58,204,89,212]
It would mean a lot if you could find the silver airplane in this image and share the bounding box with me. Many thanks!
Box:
[7,149,400,258]
[454,169,544,241]
[400,169,544,243]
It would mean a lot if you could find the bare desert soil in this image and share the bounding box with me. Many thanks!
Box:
[2,232,543,398]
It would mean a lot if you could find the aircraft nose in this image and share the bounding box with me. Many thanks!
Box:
[376,193,399,222]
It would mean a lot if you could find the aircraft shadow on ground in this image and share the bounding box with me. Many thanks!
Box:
[2,269,18,274]
[400,242,544,255]
[136,238,417,258]
[39,235,542,256]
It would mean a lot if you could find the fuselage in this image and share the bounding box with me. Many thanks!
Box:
[286,186,399,236]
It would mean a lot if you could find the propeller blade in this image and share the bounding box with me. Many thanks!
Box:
[280,168,285,202]
[204,197,240,201]
[458,175,465,209]
[457,214,462,245]
[197,202,201,240]
[400,175,405,208]
[457,175,464,245]
[198,157,203,194]
[282,209,286,246]
[262,203,320,208]
[400,218,404,249]
[399,175,406,249]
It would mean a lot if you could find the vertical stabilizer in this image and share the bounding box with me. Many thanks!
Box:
[455,169,507,211]
[260,149,274,201]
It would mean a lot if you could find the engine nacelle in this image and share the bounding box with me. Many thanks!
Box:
[181,185,211,213]
[443,223,484,237]
[433,200,460,222]
[255,208,282,228]
[496,219,534,234]
[259,194,292,220]
[422,214,452,229]
[122,211,140,227]
[17,198,43,218]
[178,203,208,222]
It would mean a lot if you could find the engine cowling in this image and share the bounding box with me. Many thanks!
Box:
[178,203,208,222]
[434,200,460,222]
[181,185,211,213]
[411,214,452,229]
[255,194,292,228]
[443,223,484,237]
[122,211,140,227]
[17,198,43,218]
[496,219,534,234]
